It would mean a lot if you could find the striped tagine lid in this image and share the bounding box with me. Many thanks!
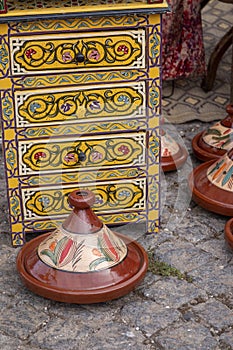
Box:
[37,224,128,273]
[17,189,148,304]
[192,104,233,162]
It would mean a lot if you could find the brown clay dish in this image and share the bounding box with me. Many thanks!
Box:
[162,144,188,172]
[224,218,233,250]
[188,160,233,216]
[17,232,148,304]
[192,131,226,162]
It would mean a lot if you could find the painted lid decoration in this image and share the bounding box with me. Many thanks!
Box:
[207,150,233,192]
[38,224,127,273]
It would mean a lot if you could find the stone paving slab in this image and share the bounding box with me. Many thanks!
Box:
[154,321,220,350]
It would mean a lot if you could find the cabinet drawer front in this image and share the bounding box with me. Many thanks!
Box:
[15,82,146,127]
[19,132,146,175]
[11,30,145,75]
[22,179,146,219]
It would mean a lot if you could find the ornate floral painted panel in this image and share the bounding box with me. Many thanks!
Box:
[19,133,146,174]
[15,82,146,126]
[11,30,145,75]
[0,1,168,246]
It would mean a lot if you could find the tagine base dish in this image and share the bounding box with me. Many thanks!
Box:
[17,232,148,304]
[162,144,188,172]
[188,160,233,216]
[192,131,226,162]
[224,218,233,250]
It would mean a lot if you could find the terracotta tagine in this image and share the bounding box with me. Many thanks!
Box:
[224,218,233,250]
[192,104,233,162]
[161,128,188,172]
[188,148,233,216]
[17,189,148,304]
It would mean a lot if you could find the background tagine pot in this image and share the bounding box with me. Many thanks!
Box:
[192,104,233,162]
[17,189,148,303]
[161,128,188,172]
[188,148,233,216]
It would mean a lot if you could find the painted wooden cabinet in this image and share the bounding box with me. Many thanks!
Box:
[0,0,169,246]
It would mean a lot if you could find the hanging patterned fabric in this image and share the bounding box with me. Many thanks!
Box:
[162,0,206,80]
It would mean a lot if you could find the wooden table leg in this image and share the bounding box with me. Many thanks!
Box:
[201,27,233,92]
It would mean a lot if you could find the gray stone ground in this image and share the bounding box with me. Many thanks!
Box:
[0,120,232,350]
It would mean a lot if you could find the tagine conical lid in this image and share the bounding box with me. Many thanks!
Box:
[192,104,233,162]
[161,128,188,172]
[224,218,233,250]
[188,148,233,216]
[17,189,148,303]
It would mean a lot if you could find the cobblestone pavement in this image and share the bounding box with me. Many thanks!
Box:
[0,120,232,350]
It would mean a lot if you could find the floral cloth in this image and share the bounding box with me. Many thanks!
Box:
[162,0,206,80]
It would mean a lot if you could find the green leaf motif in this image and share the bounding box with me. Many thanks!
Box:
[89,257,108,271]
[206,128,221,136]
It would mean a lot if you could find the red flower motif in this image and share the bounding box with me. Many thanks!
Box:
[25,48,36,59]
[117,45,129,55]
[118,145,130,155]
[34,152,46,160]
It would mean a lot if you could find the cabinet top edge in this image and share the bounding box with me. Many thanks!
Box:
[0,1,169,22]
